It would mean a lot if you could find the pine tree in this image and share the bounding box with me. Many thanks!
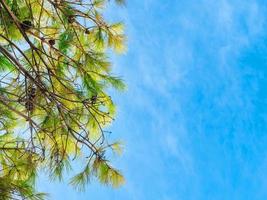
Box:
[0,0,126,198]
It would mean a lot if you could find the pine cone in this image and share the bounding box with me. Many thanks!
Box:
[21,20,33,31]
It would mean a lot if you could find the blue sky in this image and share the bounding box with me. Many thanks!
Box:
[39,0,267,199]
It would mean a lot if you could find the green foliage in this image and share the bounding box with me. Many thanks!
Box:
[0,135,48,199]
[92,157,125,187]
[0,55,15,71]
[58,30,74,54]
[69,163,91,191]
[0,0,126,199]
